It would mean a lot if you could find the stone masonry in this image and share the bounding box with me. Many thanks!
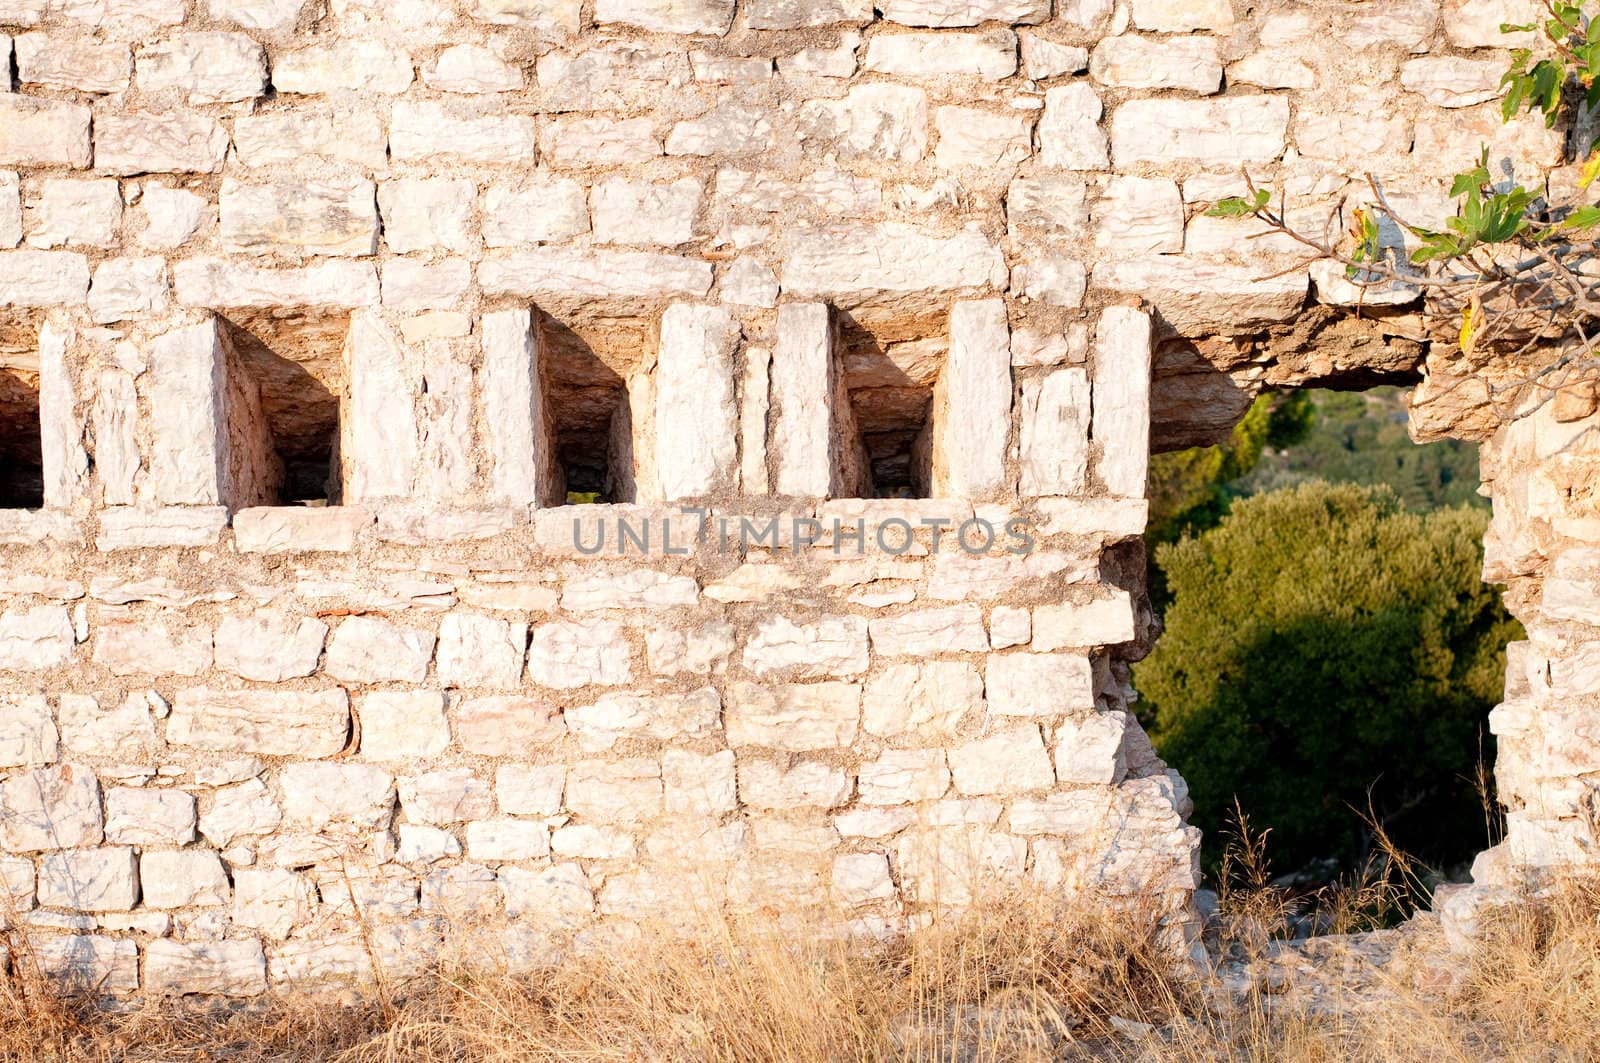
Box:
[0,0,1588,994]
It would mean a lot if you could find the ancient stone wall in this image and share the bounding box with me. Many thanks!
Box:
[0,0,1584,995]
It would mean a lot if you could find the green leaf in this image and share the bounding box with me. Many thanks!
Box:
[1563,205,1600,229]
[1500,21,1536,33]
[1205,194,1269,219]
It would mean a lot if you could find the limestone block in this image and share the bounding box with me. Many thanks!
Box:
[34,936,138,995]
[782,225,1006,302]
[1092,306,1152,497]
[220,175,377,257]
[433,614,525,690]
[400,769,495,825]
[234,109,387,170]
[744,615,869,678]
[0,0,43,24]
[0,96,90,168]
[379,178,477,254]
[499,862,592,926]
[93,618,212,677]
[566,687,721,751]
[141,850,229,908]
[739,759,852,810]
[726,681,861,750]
[933,106,1033,169]
[478,310,558,508]
[1094,176,1182,255]
[1445,0,1539,48]
[780,33,862,77]
[88,257,168,324]
[480,249,713,301]
[663,748,737,816]
[1038,84,1108,170]
[1019,368,1090,496]
[1095,257,1304,335]
[168,689,350,758]
[471,0,582,33]
[949,726,1054,795]
[646,621,736,676]
[199,779,281,847]
[936,299,1012,498]
[1054,712,1131,785]
[0,250,90,306]
[326,617,435,683]
[279,762,395,830]
[540,116,660,166]
[1021,32,1087,79]
[210,0,307,29]
[1090,35,1220,92]
[746,0,869,27]
[145,940,267,997]
[93,112,228,175]
[869,606,989,657]
[864,30,1017,80]
[134,186,207,248]
[1112,98,1290,167]
[454,697,566,756]
[423,44,524,93]
[989,606,1031,650]
[0,172,18,249]
[397,824,461,863]
[527,620,631,688]
[271,40,414,94]
[722,258,778,308]
[213,611,327,681]
[1400,57,1504,108]
[56,0,187,30]
[483,176,589,246]
[174,258,378,310]
[771,302,834,497]
[37,848,137,911]
[798,84,928,162]
[831,852,895,908]
[136,33,267,103]
[592,178,703,247]
[496,764,565,816]
[665,104,775,156]
[105,788,196,845]
[691,53,771,82]
[358,691,451,760]
[1033,592,1135,650]
[880,0,1046,23]
[1,855,33,911]
[390,101,537,164]
[896,825,1026,904]
[341,311,420,500]
[15,34,131,93]
[95,507,230,550]
[233,868,312,939]
[1006,175,1087,238]
[0,695,57,767]
[1229,49,1315,90]
[860,749,950,805]
[986,653,1095,717]
[566,758,662,825]
[1130,0,1233,30]
[57,694,157,759]
[0,604,74,669]
[594,0,734,35]
[467,818,549,862]
[862,661,984,736]
[1010,257,1086,308]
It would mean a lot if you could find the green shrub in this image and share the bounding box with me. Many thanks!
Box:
[1135,482,1520,873]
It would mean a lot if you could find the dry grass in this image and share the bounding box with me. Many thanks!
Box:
[3,863,1598,1062]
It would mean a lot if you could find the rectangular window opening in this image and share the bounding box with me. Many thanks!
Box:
[839,317,937,500]
[540,315,639,506]
[224,315,345,507]
[0,347,43,510]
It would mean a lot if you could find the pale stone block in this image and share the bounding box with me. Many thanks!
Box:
[483,176,590,246]
[105,788,196,845]
[1130,0,1233,31]
[135,185,207,248]
[1095,176,1183,255]
[722,258,778,308]
[726,681,860,750]
[37,848,137,911]
[646,621,736,676]
[896,825,1026,904]
[467,818,549,862]
[233,508,371,555]
[279,762,394,830]
[862,660,984,736]
[663,748,737,816]
[594,0,734,34]
[0,96,90,168]
[1400,56,1503,108]
[15,34,131,93]
[341,311,419,500]
[860,749,950,805]
[739,758,852,810]
[1011,257,1086,308]
[213,611,327,681]
[690,51,771,81]
[55,0,186,29]
[146,321,226,507]
[141,850,230,908]
[1021,32,1088,79]
[591,178,703,248]
[1033,592,1135,650]
[1092,306,1152,497]
[798,84,928,162]
[0,0,42,24]
[499,862,592,925]
[423,44,524,93]
[454,696,565,756]
[471,0,582,32]
[0,172,18,249]
[986,652,1095,717]
[1112,98,1290,167]
[436,614,528,689]
[782,224,1007,303]
[1090,35,1221,92]
[771,302,833,497]
[567,687,721,751]
[421,864,499,917]
[479,249,712,301]
[933,106,1033,169]
[935,300,1011,499]
[397,824,462,863]
[780,33,862,77]
[221,174,378,257]
[949,726,1055,795]
[869,605,989,657]
[564,570,700,610]
[95,507,230,549]
[1094,257,1306,334]
[233,868,312,939]
[879,0,1047,24]
[58,694,157,759]
[864,30,1017,81]
[831,852,895,908]
[379,178,478,254]
[747,0,868,26]
[168,688,350,758]
[358,691,451,760]
[0,604,74,669]
[382,258,470,312]
[479,309,558,507]
[665,103,775,156]
[540,116,661,166]
[210,0,308,29]
[145,940,267,997]
[93,618,212,677]
[744,615,869,678]
[526,620,631,688]
[0,250,90,306]
[271,40,414,94]
[325,617,435,684]
[400,768,495,825]
[0,695,57,767]
[136,33,267,103]
[496,763,564,816]
[1054,711,1130,785]
[566,758,662,825]
[1,855,34,911]
[390,101,537,164]
[95,111,228,175]
[233,108,388,170]
[89,257,168,324]
[990,606,1031,650]
[1038,83,1108,170]
[34,936,138,995]
[199,779,281,847]
[1019,368,1090,496]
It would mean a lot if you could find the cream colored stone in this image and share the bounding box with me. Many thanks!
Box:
[726,681,861,750]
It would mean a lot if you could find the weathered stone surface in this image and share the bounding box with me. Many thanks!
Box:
[358,691,451,760]
[94,618,212,677]
[174,258,379,309]
[782,225,1006,302]
[168,689,349,758]
[880,0,1047,25]
[594,0,734,34]
[1033,592,1135,650]
[437,614,527,689]
[221,175,378,257]
[937,300,1013,498]
[16,35,131,93]
[1021,31,1088,78]
[1092,306,1153,496]
[141,849,230,908]
[745,615,869,677]
[57,695,157,760]
[662,748,738,816]
[863,661,984,736]
[726,682,861,750]
[1400,56,1503,108]
[455,697,566,755]
[869,606,989,656]
[0,605,73,671]
[233,868,313,939]
[37,847,137,911]
[1112,98,1290,167]
[527,620,631,688]
[1091,34,1220,92]
[423,44,524,93]
[1020,369,1090,496]
[199,779,281,847]
[136,33,267,103]
[1038,83,1108,170]
[1055,712,1131,785]
[213,611,328,681]
[949,726,1055,795]
[499,862,592,925]
[325,617,435,684]
[567,687,721,751]
[391,102,537,164]
[88,257,168,323]
[0,251,90,307]
[105,788,195,845]
[864,31,1018,81]
[654,303,739,499]
[746,0,869,28]
[987,652,1095,718]
[0,96,90,168]
[279,762,394,830]
[566,758,661,825]
[146,940,267,997]
[483,176,589,246]
[272,40,414,94]
[798,84,928,163]
[934,106,1033,169]
[480,249,712,301]
[0,695,57,767]
[1095,257,1307,335]
[34,936,139,995]
[859,749,950,805]
[1131,0,1233,31]
[739,759,852,810]
[400,769,494,826]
